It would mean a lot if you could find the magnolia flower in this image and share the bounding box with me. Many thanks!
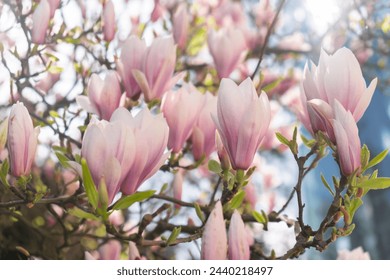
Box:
[162,84,205,153]
[47,0,61,17]
[81,116,136,204]
[301,47,377,123]
[208,27,247,79]
[191,92,217,161]
[103,0,116,41]
[116,36,147,99]
[212,78,271,170]
[337,246,370,260]
[201,201,227,260]
[228,210,250,260]
[7,103,40,177]
[173,4,189,50]
[332,101,361,176]
[31,0,51,44]
[172,171,183,208]
[98,240,122,260]
[132,37,182,102]
[110,108,170,195]
[76,71,122,120]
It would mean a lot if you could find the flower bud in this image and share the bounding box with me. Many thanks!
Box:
[32,0,51,44]
[7,103,40,177]
[103,0,116,42]
[228,210,250,260]
[162,85,205,153]
[201,201,227,260]
[173,4,189,50]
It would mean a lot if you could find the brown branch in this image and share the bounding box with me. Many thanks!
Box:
[250,0,287,80]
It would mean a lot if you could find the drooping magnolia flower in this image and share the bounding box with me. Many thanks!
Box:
[7,103,40,177]
[103,0,116,41]
[301,47,377,123]
[228,210,250,260]
[201,201,227,260]
[212,78,271,170]
[191,92,217,161]
[132,37,182,102]
[332,101,361,176]
[173,4,189,50]
[76,71,122,120]
[337,246,370,260]
[208,27,247,79]
[162,84,205,153]
[31,0,51,44]
[81,116,136,204]
[110,108,169,195]
[116,36,147,99]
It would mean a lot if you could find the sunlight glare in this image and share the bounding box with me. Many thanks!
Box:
[305,0,341,33]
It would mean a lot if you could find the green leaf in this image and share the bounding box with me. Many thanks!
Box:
[68,207,100,221]
[348,198,363,222]
[194,203,205,222]
[49,110,60,118]
[81,158,98,209]
[208,159,222,174]
[355,177,390,190]
[55,152,71,169]
[0,117,8,151]
[275,132,290,147]
[366,149,389,170]
[166,227,181,246]
[159,183,169,194]
[187,26,206,56]
[262,77,282,93]
[360,144,370,169]
[321,174,334,196]
[112,190,155,210]
[228,190,245,210]
[253,210,267,224]
[301,134,316,148]
[0,159,10,188]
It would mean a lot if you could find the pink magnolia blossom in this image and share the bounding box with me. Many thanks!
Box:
[332,101,361,176]
[77,71,122,120]
[306,99,335,142]
[81,116,136,204]
[208,27,247,79]
[109,108,169,195]
[132,37,182,102]
[212,78,271,170]
[172,171,183,208]
[97,240,122,260]
[162,85,205,153]
[151,0,165,22]
[301,47,377,123]
[173,4,189,50]
[103,0,116,41]
[228,210,250,260]
[191,92,217,161]
[201,201,227,260]
[7,102,40,177]
[47,0,61,17]
[31,0,51,44]
[128,241,142,260]
[116,36,147,99]
[337,246,370,260]
[212,1,246,28]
